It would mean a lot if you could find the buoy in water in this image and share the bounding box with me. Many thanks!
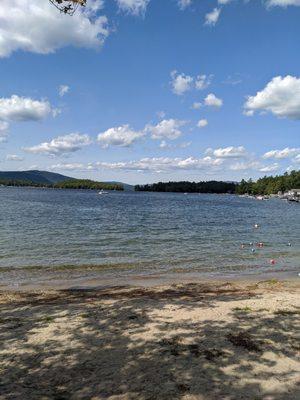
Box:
[270,259,276,265]
[251,248,256,253]
[287,242,292,247]
[257,242,264,248]
[254,223,260,229]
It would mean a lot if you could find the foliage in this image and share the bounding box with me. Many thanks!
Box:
[0,178,123,191]
[135,181,237,194]
[54,179,123,191]
[236,170,300,195]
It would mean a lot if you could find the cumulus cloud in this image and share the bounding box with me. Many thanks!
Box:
[58,85,70,97]
[170,71,194,95]
[262,147,300,159]
[170,71,212,95]
[259,163,280,172]
[195,74,213,90]
[204,93,223,107]
[178,0,192,9]
[97,124,144,148]
[244,75,300,119]
[0,0,109,58]
[205,8,221,26]
[197,119,208,128]
[207,146,247,158]
[24,133,92,156]
[6,154,24,161]
[50,163,86,171]
[95,156,223,172]
[145,119,186,140]
[0,121,9,143]
[266,0,300,6]
[0,95,53,122]
[159,140,191,149]
[192,102,202,110]
[229,160,279,173]
[115,0,150,15]
[229,161,260,171]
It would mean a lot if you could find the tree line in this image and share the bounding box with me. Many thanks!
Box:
[236,170,300,195]
[0,179,124,191]
[135,180,237,194]
[135,170,300,195]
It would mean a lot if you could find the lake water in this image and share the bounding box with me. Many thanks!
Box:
[0,187,299,287]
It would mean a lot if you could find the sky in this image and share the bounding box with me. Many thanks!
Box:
[0,0,299,184]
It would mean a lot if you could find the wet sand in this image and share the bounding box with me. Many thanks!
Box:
[0,279,299,399]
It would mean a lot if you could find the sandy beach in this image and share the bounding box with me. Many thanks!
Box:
[0,279,299,400]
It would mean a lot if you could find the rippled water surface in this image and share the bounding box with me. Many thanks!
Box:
[0,187,299,283]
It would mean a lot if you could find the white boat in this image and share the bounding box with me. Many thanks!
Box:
[98,190,109,195]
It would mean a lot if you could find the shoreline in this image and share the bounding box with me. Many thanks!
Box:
[0,266,298,291]
[1,279,299,399]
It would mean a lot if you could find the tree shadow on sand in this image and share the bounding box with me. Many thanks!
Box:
[0,282,299,399]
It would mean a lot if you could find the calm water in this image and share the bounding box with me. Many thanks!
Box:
[0,187,299,285]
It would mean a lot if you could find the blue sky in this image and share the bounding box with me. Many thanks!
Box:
[0,0,299,184]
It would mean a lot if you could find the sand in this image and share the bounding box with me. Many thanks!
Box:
[0,279,299,399]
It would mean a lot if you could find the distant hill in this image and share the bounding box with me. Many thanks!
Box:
[0,170,134,191]
[0,170,73,185]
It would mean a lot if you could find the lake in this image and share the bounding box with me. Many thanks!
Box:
[0,187,299,287]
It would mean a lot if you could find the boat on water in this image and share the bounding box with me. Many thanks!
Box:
[98,190,109,195]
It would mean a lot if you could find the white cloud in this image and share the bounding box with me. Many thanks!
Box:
[207,146,247,158]
[263,147,300,159]
[115,0,150,15]
[58,85,70,97]
[230,161,260,171]
[294,154,300,163]
[0,121,9,143]
[170,71,212,95]
[205,8,221,26]
[192,102,202,110]
[197,119,208,128]
[0,0,109,58]
[218,0,232,4]
[145,119,186,140]
[266,0,300,6]
[50,163,86,171]
[95,155,223,172]
[204,93,223,107]
[24,133,91,156]
[6,154,24,161]
[0,95,53,122]
[229,160,279,173]
[178,0,192,10]
[244,75,300,119]
[170,71,193,95]
[195,74,213,90]
[259,163,280,173]
[159,140,191,149]
[97,124,144,148]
